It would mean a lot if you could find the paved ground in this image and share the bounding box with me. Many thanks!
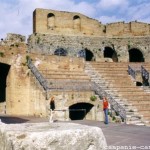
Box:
[0,115,150,149]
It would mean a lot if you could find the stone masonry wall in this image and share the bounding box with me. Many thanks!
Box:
[33,8,150,37]
[28,33,150,62]
[33,8,105,36]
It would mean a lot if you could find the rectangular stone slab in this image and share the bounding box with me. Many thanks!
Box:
[0,122,107,150]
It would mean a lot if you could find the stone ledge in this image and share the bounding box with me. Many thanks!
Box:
[0,122,107,150]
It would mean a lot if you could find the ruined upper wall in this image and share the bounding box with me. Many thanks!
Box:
[33,8,150,37]
[33,8,105,36]
[106,21,150,37]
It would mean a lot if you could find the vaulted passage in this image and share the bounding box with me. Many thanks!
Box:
[77,49,94,61]
[54,48,68,56]
[0,63,10,102]
[85,49,94,61]
[104,47,118,62]
[69,102,94,120]
[129,48,144,62]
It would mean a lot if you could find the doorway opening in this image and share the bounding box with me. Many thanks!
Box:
[69,102,93,120]
[0,63,10,102]
[77,49,94,61]
[104,47,118,62]
[129,48,144,62]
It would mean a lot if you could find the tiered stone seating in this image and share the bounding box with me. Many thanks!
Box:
[28,57,99,120]
[40,70,91,81]
[89,62,150,125]
[34,56,94,100]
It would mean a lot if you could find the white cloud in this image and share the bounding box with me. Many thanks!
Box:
[1,0,150,39]
[98,0,129,10]
[98,16,124,24]
[0,0,96,39]
[71,2,96,17]
[126,2,150,22]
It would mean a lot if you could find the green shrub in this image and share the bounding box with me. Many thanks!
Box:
[0,52,4,57]
[90,95,97,101]
[112,116,116,121]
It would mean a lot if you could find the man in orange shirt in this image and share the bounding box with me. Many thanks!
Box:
[103,97,109,124]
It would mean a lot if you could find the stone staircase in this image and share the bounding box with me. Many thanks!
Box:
[85,62,150,126]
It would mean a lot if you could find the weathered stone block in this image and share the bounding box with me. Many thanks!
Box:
[0,122,107,150]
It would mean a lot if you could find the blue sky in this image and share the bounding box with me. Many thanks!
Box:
[0,0,150,39]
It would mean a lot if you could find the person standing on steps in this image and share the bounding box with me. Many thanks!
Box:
[103,97,109,124]
[49,96,55,123]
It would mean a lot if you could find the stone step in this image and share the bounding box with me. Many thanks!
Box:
[127,120,143,125]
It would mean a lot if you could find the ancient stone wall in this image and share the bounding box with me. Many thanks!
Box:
[33,8,150,37]
[106,21,150,36]
[5,33,26,42]
[33,8,105,36]
[1,8,150,118]
[28,33,150,62]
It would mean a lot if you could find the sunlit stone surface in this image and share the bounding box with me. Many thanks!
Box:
[0,122,107,150]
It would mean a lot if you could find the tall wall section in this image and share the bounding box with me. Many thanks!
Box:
[33,8,150,37]
[33,8,105,36]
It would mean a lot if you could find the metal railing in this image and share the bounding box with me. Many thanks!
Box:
[128,65,136,79]
[92,82,126,121]
[27,58,48,90]
[141,66,150,86]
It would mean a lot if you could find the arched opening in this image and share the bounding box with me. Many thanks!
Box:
[69,102,94,120]
[85,49,94,61]
[47,13,55,29]
[77,49,94,61]
[77,50,85,58]
[54,48,67,56]
[0,63,10,102]
[73,15,81,31]
[136,81,143,86]
[104,47,118,62]
[129,48,144,62]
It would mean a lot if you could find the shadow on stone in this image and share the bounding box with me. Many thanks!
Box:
[0,116,29,124]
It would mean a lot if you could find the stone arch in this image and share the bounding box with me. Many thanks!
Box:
[69,102,94,120]
[0,62,11,103]
[77,49,94,61]
[54,48,68,56]
[77,48,94,61]
[47,13,55,29]
[73,15,81,31]
[128,48,144,62]
[85,49,94,61]
[103,46,118,62]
